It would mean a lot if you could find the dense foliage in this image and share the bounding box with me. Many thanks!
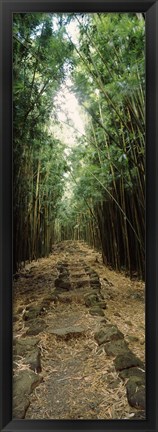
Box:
[13,13,72,270]
[13,12,145,278]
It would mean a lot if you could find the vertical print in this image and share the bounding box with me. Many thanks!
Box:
[13,12,145,420]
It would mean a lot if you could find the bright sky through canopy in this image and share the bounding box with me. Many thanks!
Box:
[54,77,85,140]
[51,18,85,147]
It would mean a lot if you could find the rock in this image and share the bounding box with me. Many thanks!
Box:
[14,336,40,356]
[126,376,145,409]
[71,272,86,279]
[114,351,144,371]
[127,335,139,343]
[90,278,100,285]
[25,348,41,373]
[44,294,58,303]
[103,339,129,356]
[90,289,101,297]
[97,301,107,309]
[89,307,105,316]
[25,327,43,336]
[58,272,69,279]
[13,370,43,418]
[14,338,41,373]
[13,356,19,369]
[84,266,91,273]
[13,397,30,419]
[48,325,85,338]
[88,271,98,278]
[130,411,146,419]
[23,310,35,321]
[23,305,46,321]
[26,319,47,336]
[119,367,145,381]
[108,378,121,389]
[84,293,101,307]
[39,300,50,309]
[57,294,72,303]
[125,320,132,326]
[52,289,60,297]
[95,324,124,345]
[74,279,89,288]
[42,296,52,305]
[57,262,69,268]
[131,292,144,300]
[91,284,102,291]
[54,278,71,290]
[100,318,108,324]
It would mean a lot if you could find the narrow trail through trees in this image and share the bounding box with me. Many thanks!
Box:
[12,13,146,421]
[13,241,145,420]
[13,13,145,279]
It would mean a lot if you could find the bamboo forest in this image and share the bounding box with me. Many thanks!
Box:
[13,13,146,420]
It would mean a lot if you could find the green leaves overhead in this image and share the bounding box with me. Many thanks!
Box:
[13,12,145,278]
[57,12,145,277]
[13,13,73,269]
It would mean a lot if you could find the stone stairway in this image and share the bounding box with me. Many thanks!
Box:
[13,242,145,420]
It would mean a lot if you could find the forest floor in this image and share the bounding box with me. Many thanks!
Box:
[13,241,145,420]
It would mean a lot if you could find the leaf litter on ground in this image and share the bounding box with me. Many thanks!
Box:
[13,240,145,420]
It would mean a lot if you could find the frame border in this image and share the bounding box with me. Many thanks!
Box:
[0,1,158,432]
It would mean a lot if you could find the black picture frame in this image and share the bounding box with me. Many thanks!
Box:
[0,0,158,431]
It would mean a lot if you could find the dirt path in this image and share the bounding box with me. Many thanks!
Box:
[13,241,145,420]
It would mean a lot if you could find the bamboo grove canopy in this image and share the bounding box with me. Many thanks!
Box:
[13,12,145,278]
